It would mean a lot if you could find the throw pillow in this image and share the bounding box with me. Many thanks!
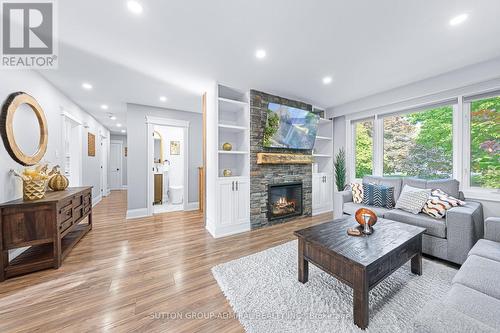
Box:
[362,183,395,208]
[350,182,363,203]
[395,185,431,214]
[422,189,466,219]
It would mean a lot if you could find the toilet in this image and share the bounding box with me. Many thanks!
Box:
[169,185,183,204]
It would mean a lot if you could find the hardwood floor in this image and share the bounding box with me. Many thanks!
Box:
[0,190,334,333]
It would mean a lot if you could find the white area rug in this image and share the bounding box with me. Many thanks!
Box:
[212,241,457,332]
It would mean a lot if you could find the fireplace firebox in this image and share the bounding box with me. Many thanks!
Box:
[268,182,303,221]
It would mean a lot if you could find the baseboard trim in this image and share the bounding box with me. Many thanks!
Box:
[185,202,200,211]
[312,208,333,216]
[206,221,250,238]
[92,194,102,207]
[126,208,150,220]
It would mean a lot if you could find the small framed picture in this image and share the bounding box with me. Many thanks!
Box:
[170,141,180,155]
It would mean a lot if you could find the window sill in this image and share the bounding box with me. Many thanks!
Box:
[463,189,500,203]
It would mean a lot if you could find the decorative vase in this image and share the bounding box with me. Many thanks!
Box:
[48,171,69,191]
[23,179,47,201]
[222,169,232,177]
[222,142,232,151]
[362,213,373,235]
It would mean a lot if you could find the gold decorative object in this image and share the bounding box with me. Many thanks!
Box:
[11,164,52,201]
[48,166,69,191]
[88,133,96,156]
[0,92,48,166]
[222,169,232,177]
[222,142,232,151]
[256,152,313,165]
[355,208,378,226]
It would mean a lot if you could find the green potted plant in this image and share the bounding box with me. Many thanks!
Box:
[334,148,346,191]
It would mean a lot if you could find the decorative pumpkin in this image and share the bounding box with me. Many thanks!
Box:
[48,166,69,191]
[222,142,232,151]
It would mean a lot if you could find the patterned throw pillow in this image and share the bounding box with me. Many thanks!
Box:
[395,185,430,215]
[362,183,395,208]
[422,189,466,219]
[350,183,363,203]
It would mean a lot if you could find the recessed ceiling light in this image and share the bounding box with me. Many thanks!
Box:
[109,115,117,120]
[322,76,333,85]
[255,49,266,59]
[117,123,122,128]
[82,82,93,90]
[449,13,468,26]
[100,104,109,110]
[121,129,126,133]
[127,1,143,15]
[159,96,167,102]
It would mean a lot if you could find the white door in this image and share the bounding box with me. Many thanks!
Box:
[218,179,234,225]
[109,143,122,189]
[324,174,333,209]
[234,178,250,224]
[312,174,322,210]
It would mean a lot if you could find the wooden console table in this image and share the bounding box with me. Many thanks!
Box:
[0,187,92,281]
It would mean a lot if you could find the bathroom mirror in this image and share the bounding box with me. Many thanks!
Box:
[0,92,48,166]
[153,130,163,163]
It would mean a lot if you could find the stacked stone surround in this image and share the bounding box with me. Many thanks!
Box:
[250,90,312,229]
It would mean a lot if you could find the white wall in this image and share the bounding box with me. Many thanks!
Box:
[110,134,128,186]
[326,60,500,218]
[0,71,110,204]
[154,125,184,187]
[127,103,202,211]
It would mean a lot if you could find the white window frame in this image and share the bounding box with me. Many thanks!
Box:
[349,117,375,182]
[460,92,500,201]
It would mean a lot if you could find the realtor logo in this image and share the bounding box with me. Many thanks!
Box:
[1,0,57,68]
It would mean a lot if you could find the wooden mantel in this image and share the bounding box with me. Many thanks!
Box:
[256,152,313,165]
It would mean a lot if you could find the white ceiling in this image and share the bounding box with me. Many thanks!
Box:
[40,0,500,134]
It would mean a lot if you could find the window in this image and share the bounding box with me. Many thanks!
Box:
[354,120,373,178]
[469,96,500,189]
[383,106,453,179]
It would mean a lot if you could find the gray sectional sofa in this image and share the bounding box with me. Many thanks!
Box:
[336,176,483,264]
[414,217,500,333]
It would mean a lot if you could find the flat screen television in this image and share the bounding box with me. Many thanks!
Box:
[263,103,320,150]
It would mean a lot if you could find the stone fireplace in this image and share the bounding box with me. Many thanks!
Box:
[268,182,303,221]
[250,90,312,229]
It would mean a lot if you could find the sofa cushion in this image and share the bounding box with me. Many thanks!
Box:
[343,202,390,217]
[362,176,403,200]
[362,183,395,208]
[468,239,500,263]
[403,177,426,190]
[422,189,465,219]
[444,283,500,330]
[395,185,431,215]
[384,209,446,238]
[413,300,497,333]
[452,255,500,300]
[349,182,363,203]
[427,179,460,199]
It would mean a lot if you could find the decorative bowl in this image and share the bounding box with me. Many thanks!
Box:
[355,208,378,226]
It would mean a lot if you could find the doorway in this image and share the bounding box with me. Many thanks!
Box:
[109,141,122,190]
[146,117,189,215]
[61,113,83,187]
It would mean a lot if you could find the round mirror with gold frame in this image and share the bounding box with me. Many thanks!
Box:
[0,92,48,166]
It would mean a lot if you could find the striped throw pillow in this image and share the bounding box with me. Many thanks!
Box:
[350,183,363,203]
[362,183,395,208]
[422,189,465,219]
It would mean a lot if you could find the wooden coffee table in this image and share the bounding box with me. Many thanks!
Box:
[294,217,425,330]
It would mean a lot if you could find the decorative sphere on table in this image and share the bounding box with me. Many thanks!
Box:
[355,208,378,226]
[222,142,232,151]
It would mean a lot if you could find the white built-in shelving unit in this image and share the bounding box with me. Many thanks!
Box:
[206,83,250,238]
[312,108,334,215]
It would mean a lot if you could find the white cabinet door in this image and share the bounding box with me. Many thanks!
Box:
[323,174,333,210]
[234,178,250,224]
[312,174,323,210]
[218,180,234,225]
